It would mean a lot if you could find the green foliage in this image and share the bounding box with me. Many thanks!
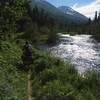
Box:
[0,0,28,40]
[0,41,27,99]
[0,1,100,99]
[0,40,100,100]
[27,49,100,100]
[47,32,58,44]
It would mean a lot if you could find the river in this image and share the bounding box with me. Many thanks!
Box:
[37,34,100,73]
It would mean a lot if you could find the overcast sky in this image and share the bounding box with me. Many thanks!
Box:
[47,0,100,19]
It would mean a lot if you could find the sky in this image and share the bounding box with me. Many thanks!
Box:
[47,0,100,19]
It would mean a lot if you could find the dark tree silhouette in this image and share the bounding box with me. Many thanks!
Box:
[94,11,98,21]
[98,11,100,20]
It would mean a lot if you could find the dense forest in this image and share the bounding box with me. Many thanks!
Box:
[85,11,100,35]
[68,11,100,35]
[0,0,100,100]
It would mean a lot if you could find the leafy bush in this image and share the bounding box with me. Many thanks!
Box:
[0,41,27,99]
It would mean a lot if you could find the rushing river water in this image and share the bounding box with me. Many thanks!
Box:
[48,34,100,73]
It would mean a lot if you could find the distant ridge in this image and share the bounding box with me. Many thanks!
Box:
[58,6,88,23]
[30,0,88,24]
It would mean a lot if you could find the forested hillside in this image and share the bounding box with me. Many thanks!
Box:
[66,11,100,35]
[85,11,100,35]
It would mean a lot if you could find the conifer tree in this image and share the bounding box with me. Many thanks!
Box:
[0,0,28,40]
[98,11,100,20]
[94,11,98,21]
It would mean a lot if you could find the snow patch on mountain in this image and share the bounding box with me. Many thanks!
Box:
[58,6,88,21]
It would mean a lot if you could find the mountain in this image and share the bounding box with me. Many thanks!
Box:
[29,0,72,24]
[58,6,88,23]
[29,0,88,24]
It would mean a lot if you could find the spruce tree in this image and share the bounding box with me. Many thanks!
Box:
[94,11,98,21]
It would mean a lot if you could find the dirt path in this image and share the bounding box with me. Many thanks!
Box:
[28,69,33,100]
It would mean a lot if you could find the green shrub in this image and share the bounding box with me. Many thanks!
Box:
[30,48,100,100]
[0,41,100,100]
[0,41,27,99]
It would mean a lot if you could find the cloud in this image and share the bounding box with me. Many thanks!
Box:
[72,0,100,19]
[72,3,78,8]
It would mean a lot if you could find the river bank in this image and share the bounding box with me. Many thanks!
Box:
[33,34,100,73]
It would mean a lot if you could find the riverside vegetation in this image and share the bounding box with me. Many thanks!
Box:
[0,0,100,100]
